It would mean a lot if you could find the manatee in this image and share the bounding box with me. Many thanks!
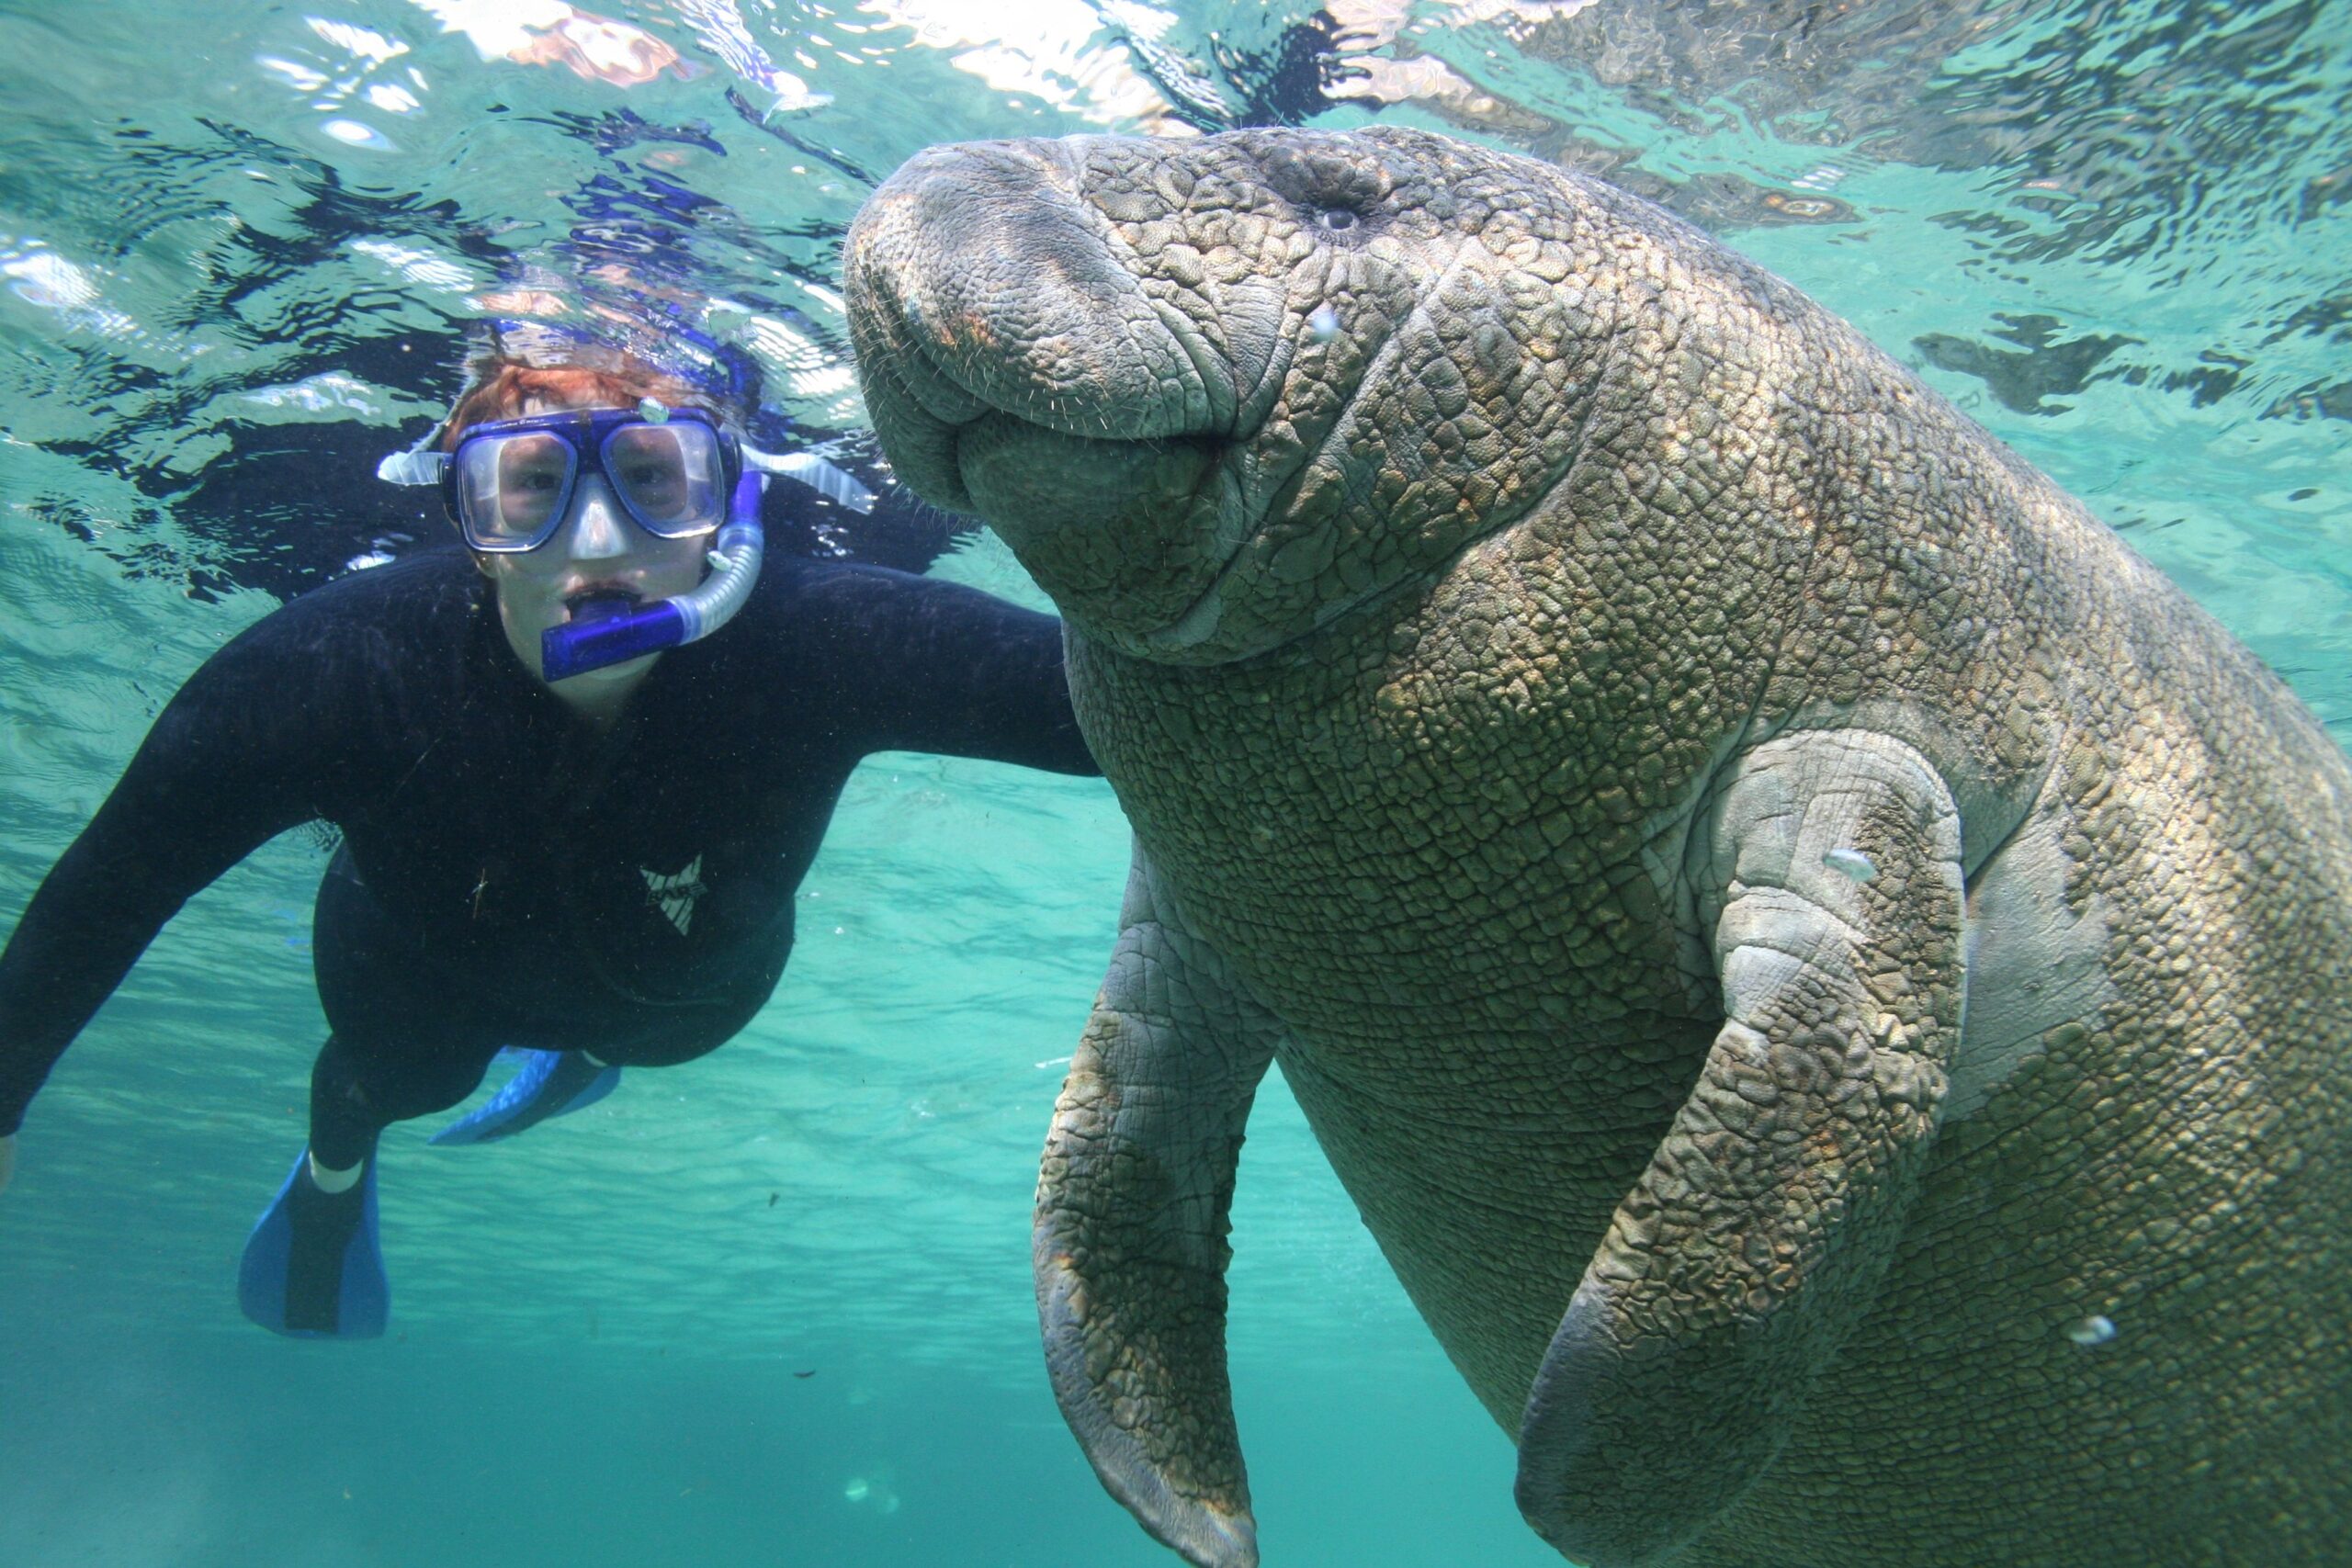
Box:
[842,126,2352,1567]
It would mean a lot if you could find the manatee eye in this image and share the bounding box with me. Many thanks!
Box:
[1314,207,1360,232]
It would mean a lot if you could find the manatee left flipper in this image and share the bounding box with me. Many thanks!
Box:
[1519,729,1969,1566]
[1035,845,1286,1568]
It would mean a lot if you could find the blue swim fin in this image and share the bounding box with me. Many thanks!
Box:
[237,1150,388,1339]
[428,1047,620,1146]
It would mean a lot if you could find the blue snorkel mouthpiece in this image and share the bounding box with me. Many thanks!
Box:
[539,471,766,682]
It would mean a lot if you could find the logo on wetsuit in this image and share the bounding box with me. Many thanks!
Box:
[640,854,707,935]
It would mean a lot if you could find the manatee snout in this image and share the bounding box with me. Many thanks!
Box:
[847,136,1256,640]
[849,143,1272,448]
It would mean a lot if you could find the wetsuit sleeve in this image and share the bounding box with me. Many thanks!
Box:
[824,568,1099,776]
[0,627,342,1134]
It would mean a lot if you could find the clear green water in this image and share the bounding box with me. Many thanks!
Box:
[0,2,2345,1563]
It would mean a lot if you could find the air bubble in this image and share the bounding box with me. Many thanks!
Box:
[2065,1314,2117,1347]
[1823,847,1877,883]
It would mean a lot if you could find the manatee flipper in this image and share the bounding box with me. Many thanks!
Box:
[1518,730,1968,1565]
[1035,846,1285,1568]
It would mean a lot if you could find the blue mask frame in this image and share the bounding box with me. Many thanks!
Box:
[438,405,744,553]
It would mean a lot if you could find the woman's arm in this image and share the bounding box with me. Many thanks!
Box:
[0,621,345,1139]
[819,565,1099,775]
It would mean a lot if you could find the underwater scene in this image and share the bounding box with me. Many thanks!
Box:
[1,2,2348,1564]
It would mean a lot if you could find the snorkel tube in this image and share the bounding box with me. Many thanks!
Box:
[540,470,765,682]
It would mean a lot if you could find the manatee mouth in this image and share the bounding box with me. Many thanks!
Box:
[871,302,1264,614]
[878,296,1244,507]
[944,406,1235,523]
[845,138,1317,651]
[873,318,1317,654]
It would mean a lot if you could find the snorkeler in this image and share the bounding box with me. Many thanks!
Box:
[0,332,1097,1337]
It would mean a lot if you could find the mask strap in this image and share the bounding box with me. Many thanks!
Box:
[376,421,451,488]
[742,446,876,513]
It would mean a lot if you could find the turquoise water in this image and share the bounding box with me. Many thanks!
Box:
[0,2,2346,1563]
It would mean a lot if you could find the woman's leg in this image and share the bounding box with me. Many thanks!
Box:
[307,847,514,1161]
[425,1047,622,1146]
[307,1028,503,1170]
[239,852,505,1337]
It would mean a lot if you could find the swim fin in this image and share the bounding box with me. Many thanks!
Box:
[428,1047,621,1146]
[237,1150,388,1338]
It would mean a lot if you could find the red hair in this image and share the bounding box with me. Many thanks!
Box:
[439,356,730,449]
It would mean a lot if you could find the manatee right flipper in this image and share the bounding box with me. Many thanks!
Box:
[1035,846,1285,1568]
[1518,730,1969,1565]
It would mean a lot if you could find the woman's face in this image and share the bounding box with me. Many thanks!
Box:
[463,385,714,691]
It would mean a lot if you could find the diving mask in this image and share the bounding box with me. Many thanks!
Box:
[425,405,740,553]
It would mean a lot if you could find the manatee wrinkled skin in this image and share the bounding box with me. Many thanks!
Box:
[844,127,2352,1567]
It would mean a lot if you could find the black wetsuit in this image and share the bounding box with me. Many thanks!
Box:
[0,546,1095,1165]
